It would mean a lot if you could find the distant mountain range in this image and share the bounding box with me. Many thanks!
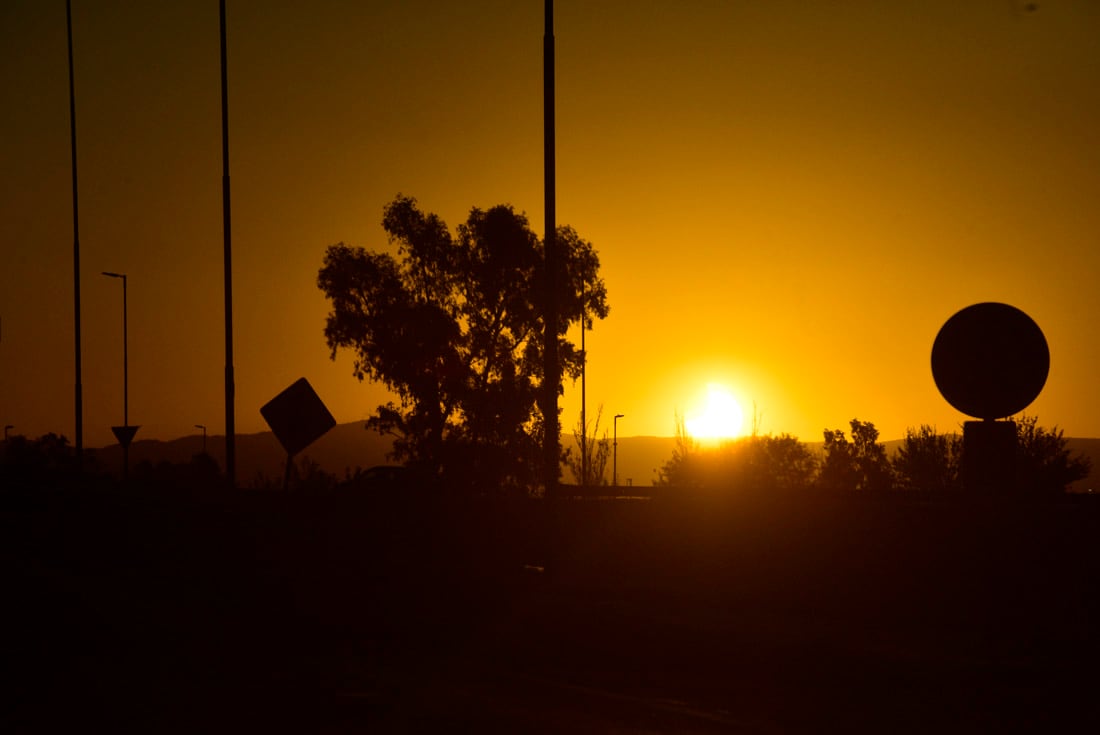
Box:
[90,423,1099,492]
[91,423,678,487]
[91,421,394,486]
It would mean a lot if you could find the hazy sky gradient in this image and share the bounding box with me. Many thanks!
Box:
[2,0,1098,448]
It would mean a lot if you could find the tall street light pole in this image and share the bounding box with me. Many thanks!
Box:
[220,0,237,488]
[580,277,586,486]
[195,424,207,455]
[541,0,559,498]
[66,0,84,469]
[613,413,624,487]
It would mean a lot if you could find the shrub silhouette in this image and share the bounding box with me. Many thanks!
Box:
[818,419,892,492]
[892,425,962,493]
[656,426,816,493]
[1014,414,1091,494]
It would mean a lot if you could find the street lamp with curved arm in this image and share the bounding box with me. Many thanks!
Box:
[101,271,128,426]
[102,271,138,481]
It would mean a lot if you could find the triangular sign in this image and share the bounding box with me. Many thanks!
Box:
[111,425,140,448]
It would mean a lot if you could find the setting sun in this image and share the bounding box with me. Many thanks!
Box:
[685,384,745,442]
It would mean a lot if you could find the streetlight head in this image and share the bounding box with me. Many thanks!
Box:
[615,413,625,419]
[101,271,124,279]
[194,424,205,430]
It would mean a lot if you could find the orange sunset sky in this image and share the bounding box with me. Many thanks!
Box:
[2,0,1099,449]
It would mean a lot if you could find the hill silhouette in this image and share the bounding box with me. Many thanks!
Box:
[91,422,393,485]
[91,425,678,486]
[91,425,1098,492]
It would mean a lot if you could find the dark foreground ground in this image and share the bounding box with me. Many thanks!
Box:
[4,483,1099,733]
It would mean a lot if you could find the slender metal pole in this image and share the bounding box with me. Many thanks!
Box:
[220,0,236,487]
[122,274,130,481]
[613,413,624,487]
[122,275,128,426]
[580,278,586,485]
[66,0,83,470]
[542,0,559,496]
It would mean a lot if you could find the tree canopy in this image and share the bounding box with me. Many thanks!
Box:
[655,421,817,494]
[819,419,893,493]
[1014,414,1092,494]
[892,425,961,493]
[318,195,608,493]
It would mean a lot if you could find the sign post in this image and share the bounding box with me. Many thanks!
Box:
[931,302,1049,493]
[260,378,336,491]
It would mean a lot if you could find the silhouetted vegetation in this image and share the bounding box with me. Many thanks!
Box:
[242,454,342,492]
[819,419,893,493]
[1,432,82,489]
[566,405,611,486]
[1015,414,1092,494]
[654,411,697,486]
[132,452,222,492]
[892,424,962,492]
[656,422,817,493]
[656,416,1090,496]
[318,195,607,494]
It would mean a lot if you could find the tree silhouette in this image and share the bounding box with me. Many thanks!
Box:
[656,424,816,493]
[1,432,81,488]
[1014,414,1091,494]
[892,417,1090,495]
[655,411,699,487]
[893,425,962,493]
[567,404,611,486]
[749,434,818,492]
[819,419,892,492]
[318,195,608,492]
[132,452,225,493]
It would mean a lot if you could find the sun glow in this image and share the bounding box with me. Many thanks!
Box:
[685,384,745,442]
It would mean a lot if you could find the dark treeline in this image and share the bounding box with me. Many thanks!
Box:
[2,412,1091,499]
[657,415,1091,496]
[0,434,351,495]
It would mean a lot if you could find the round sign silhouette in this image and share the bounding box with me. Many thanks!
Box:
[931,303,1048,420]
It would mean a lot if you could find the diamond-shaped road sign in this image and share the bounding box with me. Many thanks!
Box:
[111,425,140,448]
[260,378,336,457]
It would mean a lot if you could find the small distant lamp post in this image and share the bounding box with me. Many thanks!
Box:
[102,271,137,480]
[195,424,207,455]
[3,425,12,443]
[613,413,625,487]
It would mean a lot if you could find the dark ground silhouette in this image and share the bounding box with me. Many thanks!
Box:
[5,482,1099,732]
